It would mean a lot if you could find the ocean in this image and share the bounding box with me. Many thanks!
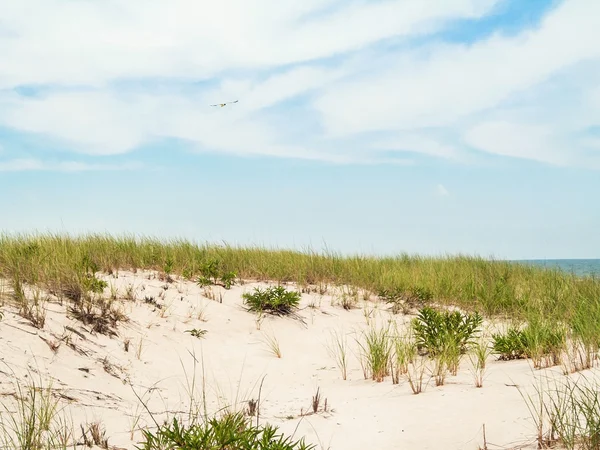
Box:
[515,259,600,278]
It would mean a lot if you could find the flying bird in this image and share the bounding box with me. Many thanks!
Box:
[210,100,239,107]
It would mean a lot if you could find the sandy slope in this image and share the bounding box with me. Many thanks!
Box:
[0,271,580,449]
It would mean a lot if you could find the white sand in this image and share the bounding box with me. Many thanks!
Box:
[0,271,588,449]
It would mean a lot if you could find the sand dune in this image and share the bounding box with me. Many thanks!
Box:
[0,271,592,449]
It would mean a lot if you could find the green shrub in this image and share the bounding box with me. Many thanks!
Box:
[220,271,237,289]
[412,306,482,356]
[522,319,566,368]
[138,413,316,450]
[243,286,301,316]
[195,260,236,290]
[492,327,527,360]
[493,322,566,366]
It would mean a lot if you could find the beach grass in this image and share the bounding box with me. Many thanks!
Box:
[1,232,598,319]
[2,233,600,352]
[2,232,600,447]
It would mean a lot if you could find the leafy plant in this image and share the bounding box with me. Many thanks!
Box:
[185,329,207,339]
[137,412,316,450]
[492,322,565,366]
[195,260,236,289]
[196,276,213,288]
[412,306,482,356]
[243,286,301,316]
[492,327,527,360]
[220,271,237,289]
[200,259,220,284]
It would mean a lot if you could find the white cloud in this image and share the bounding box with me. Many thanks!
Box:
[0,158,142,172]
[315,0,600,134]
[311,0,600,166]
[372,135,463,161]
[463,121,571,166]
[437,184,450,197]
[0,0,499,88]
[0,0,599,168]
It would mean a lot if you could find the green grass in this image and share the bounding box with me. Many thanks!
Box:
[521,373,600,450]
[242,286,301,316]
[1,233,598,318]
[2,232,600,373]
[2,233,600,447]
[138,412,316,450]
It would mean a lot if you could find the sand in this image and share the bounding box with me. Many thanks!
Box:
[0,271,587,449]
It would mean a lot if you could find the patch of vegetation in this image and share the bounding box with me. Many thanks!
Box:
[2,233,600,362]
[412,306,482,356]
[68,298,127,336]
[0,367,74,450]
[492,321,566,367]
[138,412,316,450]
[242,286,301,316]
[492,327,528,361]
[378,285,433,314]
[521,374,600,450]
[356,325,393,382]
[196,259,237,290]
[185,328,207,339]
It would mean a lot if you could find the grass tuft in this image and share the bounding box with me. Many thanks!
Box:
[243,286,301,316]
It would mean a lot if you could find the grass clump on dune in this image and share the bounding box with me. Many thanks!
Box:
[139,412,315,450]
[243,286,301,316]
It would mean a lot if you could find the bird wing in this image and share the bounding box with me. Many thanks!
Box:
[209,100,238,107]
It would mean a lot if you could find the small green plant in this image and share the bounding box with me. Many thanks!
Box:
[492,322,566,367]
[492,327,527,360]
[412,306,482,356]
[195,260,236,289]
[220,271,237,289]
[327,329,349,381]
[185,328,207,339]
[356,325,392,382]
[196,276,213,288]
[138,412,316,450]
[391,332,417,384]
[468,339,492,388]
[200,259,220,283]
[243,286,301,316]
[522,319,566,368]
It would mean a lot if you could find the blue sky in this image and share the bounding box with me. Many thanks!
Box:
[1,0,599,259]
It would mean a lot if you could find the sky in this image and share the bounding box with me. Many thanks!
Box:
[1,0,599,260]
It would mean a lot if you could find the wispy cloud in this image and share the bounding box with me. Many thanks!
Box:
[0,158,142,172]
[0,0,598,168]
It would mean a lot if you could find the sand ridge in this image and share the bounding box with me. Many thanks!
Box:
[0,270,583,449]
